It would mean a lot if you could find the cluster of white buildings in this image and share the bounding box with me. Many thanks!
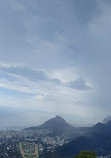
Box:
[98,156,111,158]
[0,128,70,153]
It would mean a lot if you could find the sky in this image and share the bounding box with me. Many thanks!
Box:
[0,0,111,127]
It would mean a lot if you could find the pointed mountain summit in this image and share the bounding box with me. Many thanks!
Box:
[25,115,75,135]
[41,115,67,128]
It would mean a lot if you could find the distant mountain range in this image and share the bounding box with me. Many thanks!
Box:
[54,120,111,157]
[25,115,76,136]
[103,116,111,124]
[25,115,111,157]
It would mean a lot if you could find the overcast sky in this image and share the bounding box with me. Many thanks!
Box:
[0,0,111,127]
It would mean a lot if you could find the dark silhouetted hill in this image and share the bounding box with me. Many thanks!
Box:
[54,120,111,157]
[25,115,76,136]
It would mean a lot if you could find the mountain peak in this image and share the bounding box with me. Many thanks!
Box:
[55,115,62,118]
[25,115,75,135]
[55,115,65,121]
[44,115,66,126]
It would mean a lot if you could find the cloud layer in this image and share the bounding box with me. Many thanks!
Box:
[0,0,111,125]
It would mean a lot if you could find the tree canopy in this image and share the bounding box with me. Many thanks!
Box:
[75,151,97,158]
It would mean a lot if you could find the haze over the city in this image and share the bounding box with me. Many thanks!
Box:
[0,0,111,127]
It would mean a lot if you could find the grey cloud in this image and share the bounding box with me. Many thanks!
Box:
[68,78,91,90]
[0,66,61,84]
[0,0,111,124]
[0,0,102,69]
[103,0,111,4]
[72,0,99,25]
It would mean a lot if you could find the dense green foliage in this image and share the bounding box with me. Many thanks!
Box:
[75,151,97,158]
